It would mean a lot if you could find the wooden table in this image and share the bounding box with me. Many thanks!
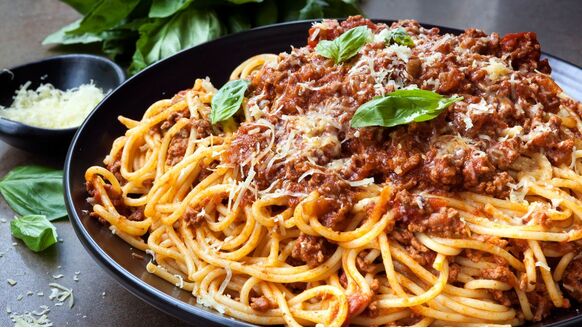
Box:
[0,0,580,325]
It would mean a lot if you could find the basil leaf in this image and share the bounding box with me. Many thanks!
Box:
[0,166,66,221]
[351,90,463,128]
[227,13,252,34]
[315,26,371,64]
[66,0,141,35]
[129,8,223,74]
[60,0,98,15]
[322,0,362,18]
[149,0,193,18]
[254,0,278,26]
[227,0,264,4]
[43,19,107,45]
[378,27,415,47]
[10,215,58,252]
[299,0,327,19]
[102,31,135,59]
[210,80,250,124]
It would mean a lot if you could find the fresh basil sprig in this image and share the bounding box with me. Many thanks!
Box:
[210,79,250,124]
[351,89,462,128]
[0,166,66,221]
[46,0,363,75]
[378,27,415,47]
[11,215,58,252]
[316,26,372,64]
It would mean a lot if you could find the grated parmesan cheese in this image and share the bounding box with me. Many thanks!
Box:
[346,178,374,187]
[0,81,105,129]
[484,58,512,81]
[535,261,551,271]
[386,44,412,62]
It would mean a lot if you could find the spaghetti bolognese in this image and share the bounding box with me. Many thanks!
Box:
[85,16,582,326]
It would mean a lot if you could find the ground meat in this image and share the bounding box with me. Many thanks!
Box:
[407,207,468,237]
[490,290,514,307]
[562,258,582,303]
[391,190,431,224]
[339,271,348,289]
[127,207,145,221]
[391,229,436,266]
[499,32,550,73]
[487,138,521,169]
[160,110,187,131]
[347,292,373,319]
[356,251,376,274]
[448,263,461,283]
[226,123,272,169]
[166,128,189,166]
[407,56,422,79]
[367,301,379,318]
[307,175,354,230]
[250,296,276,312]
[438,67,465,94]
[527,290,554,322]
[183,206,205,227]
[106,154,125,184]
[291,233,334,268]
[481,266,519,289]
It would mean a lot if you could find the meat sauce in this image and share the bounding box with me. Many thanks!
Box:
[227,16,577,228]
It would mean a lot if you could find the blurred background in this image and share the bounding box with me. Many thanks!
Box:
[0,0,580,326]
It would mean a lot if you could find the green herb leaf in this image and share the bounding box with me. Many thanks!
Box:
[378,27,415,47]
[49,0,364,74]
[298,0,327,19]
[0,166,66,221]
[43,19,107,45]
[102,30,136,59]
[351,89,463,128]
[210,80,250,124]
[66,0,141,35]
[254,0,278,26]
[149,0,193,18]
[129,7,223,74]
[227,13,252,34]
[227,0,264,4]
[321,0,362,18]
[315,25,371,64]
[60,0,98,15]
[10,215,58,252]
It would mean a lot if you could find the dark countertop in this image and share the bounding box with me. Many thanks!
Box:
[0,0,580,326]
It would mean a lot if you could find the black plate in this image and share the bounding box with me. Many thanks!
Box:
[64,20,582,326]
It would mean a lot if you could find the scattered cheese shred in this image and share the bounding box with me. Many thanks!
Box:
[48,283,74,309]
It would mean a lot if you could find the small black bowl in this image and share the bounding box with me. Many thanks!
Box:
[0,54,125,154]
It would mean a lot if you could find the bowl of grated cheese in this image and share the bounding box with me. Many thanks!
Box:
[0,54,125,154]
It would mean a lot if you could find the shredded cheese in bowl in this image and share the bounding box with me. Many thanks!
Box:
[0,81,105,129]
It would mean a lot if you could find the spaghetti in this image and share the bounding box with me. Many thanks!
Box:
[85,17,582,326]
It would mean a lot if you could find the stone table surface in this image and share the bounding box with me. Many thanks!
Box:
[0,0,580,326]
